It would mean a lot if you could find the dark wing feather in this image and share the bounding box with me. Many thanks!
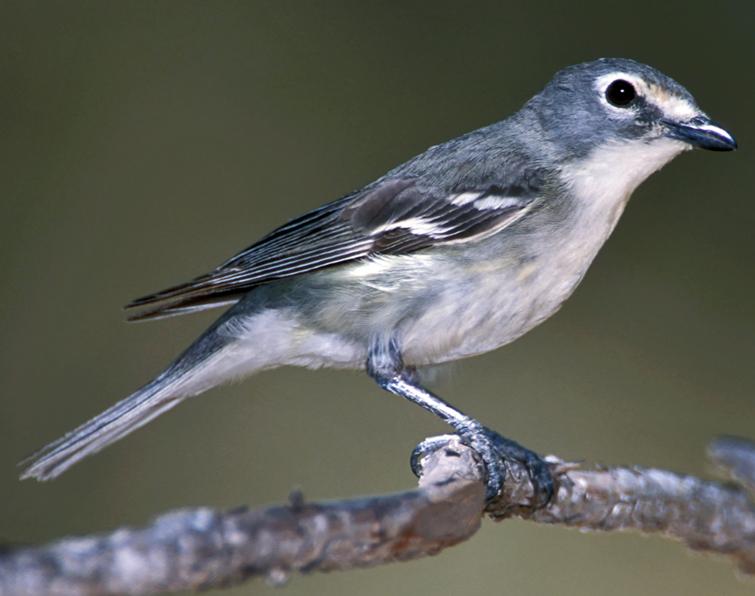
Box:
[125,178,537,321]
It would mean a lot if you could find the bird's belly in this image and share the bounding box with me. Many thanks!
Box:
[399,256,583,365]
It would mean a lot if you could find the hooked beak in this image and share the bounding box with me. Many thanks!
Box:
[663,116,737,151]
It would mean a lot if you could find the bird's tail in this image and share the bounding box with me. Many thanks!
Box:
[19,330,229,481]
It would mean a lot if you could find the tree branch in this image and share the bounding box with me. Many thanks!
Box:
[1,435,753,595]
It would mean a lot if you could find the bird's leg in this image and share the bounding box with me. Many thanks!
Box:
[366,336,553,504]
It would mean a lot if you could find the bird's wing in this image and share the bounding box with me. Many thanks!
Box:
[125,177,538,321]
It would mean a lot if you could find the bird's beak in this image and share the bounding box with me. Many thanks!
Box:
[663,116,737,151]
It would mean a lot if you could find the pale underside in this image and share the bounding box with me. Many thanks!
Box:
[192,137,688,388]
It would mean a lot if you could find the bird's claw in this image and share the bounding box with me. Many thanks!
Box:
[411,428,554,507]
[410,434,458,477]
[485,429,554,508]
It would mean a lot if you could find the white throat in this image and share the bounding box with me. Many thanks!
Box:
[551,137,690,275]
[563,138,689,220]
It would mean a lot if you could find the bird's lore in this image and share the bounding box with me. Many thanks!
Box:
[21,58,736,501]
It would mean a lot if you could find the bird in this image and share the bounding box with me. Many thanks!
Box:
[20,58,737,501]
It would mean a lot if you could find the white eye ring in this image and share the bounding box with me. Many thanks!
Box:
[594,72,644,115]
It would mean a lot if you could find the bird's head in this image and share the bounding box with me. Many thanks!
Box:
[527,58,737,162]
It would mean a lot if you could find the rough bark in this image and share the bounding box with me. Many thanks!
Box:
[0,435,753,595]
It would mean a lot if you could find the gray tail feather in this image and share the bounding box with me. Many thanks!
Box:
[19,331,227,481]
[19,373,184,481]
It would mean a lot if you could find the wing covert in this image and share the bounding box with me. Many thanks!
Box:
[126,177,538,321]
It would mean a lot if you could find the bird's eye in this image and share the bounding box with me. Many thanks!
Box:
[605,79,636,107]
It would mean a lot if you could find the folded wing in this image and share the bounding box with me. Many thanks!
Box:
[125,177,538,321]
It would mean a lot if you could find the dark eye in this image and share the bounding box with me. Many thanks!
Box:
[605,79,636,107]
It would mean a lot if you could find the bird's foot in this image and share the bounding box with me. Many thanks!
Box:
[484,429,554,508]
[411,426,554,507]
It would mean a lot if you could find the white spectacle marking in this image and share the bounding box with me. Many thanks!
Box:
[648,85,698,121]
[594,72,646,115]
[472,196,521,210]
[594,71,698,122]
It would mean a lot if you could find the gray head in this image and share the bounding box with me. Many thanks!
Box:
[523,58,737,160]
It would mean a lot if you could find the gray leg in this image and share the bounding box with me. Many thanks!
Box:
[366,336,553,503]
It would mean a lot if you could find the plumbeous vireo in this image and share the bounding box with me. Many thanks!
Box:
[22,58,737,502]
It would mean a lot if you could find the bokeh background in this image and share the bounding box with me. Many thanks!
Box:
[1,2,753,595]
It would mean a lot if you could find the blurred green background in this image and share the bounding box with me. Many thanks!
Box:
[1,2,753,595]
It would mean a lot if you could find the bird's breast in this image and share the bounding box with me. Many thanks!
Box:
[399,188,637,365]
[289,139,686,369]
